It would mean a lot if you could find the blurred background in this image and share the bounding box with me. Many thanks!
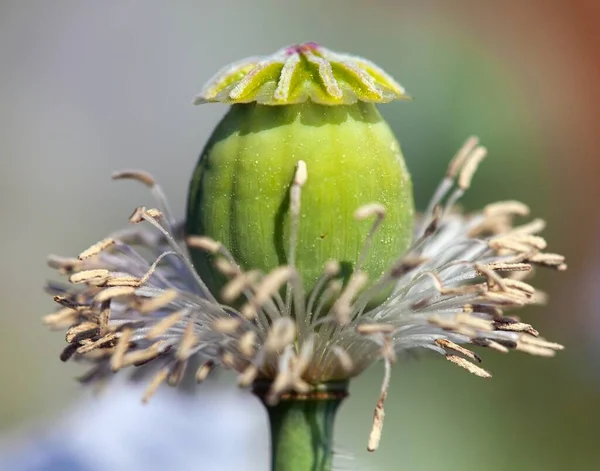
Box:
[1,0,598,470]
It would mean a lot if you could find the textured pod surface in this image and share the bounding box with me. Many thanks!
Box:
[186,102,414,300]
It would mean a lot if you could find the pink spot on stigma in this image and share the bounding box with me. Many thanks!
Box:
[285,42,320,55]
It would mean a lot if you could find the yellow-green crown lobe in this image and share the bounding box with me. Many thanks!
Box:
[194,42,408,106]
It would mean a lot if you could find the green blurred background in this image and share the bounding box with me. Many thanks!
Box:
[1,0,598,470]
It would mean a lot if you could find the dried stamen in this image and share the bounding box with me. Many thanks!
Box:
[445,355,491,378]
[94,286,136,303]
[285,160,308,314]
[196,360,215,383]
[110,329,132,371]
[146,310,186,340]
[265,318,296,352]
[78,238,115,260]
[238,330,257,358]
[137,289,178,314]
[242,267,296,319]
[43,308,78,329]
[368,337,394,452]
[177,322,197,360]
[332,271,369,324]
[143,368,169,403]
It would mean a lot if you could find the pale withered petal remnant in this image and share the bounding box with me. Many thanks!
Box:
[44,139,564,449]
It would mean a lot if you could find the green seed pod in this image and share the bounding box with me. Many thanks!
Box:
[187,43,414,304]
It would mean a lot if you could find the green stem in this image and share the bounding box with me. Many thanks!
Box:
[254,382,348,471]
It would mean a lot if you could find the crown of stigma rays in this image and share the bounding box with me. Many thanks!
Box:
[44,137,565,452]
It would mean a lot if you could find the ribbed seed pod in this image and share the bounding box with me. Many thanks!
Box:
[186,43,414,304]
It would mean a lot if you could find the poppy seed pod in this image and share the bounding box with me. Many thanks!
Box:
[43,41,565,471]
[186,43,414,303]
